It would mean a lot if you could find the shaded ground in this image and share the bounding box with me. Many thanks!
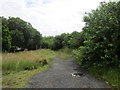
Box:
[27,55,111,88]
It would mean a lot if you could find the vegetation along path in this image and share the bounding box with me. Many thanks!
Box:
[27,55,110,88]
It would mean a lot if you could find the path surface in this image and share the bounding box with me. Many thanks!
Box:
[27,55,110,88]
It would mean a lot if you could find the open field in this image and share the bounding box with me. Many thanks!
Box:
[2,49,55,88]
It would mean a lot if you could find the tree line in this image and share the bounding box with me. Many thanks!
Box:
[2,1,120,68]
[2,17,42,52]
[42,1,120,68]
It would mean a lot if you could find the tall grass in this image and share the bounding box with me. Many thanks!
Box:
[2,49,55,73]
[87,66,120,88]
[2,49,55,88]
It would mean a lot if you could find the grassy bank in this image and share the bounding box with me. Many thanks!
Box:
[2,49,55,88]
[87,66,120,88]
[56,47,73,60]
[72,49,120,88]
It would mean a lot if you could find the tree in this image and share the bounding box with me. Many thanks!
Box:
[1,16,43,52]
[52,35,64,50]
[78,1,120,67]
[41,36,54,49]
[68,31,84,48]
[11,30,25,48]
[7,17,31,49]
[2,26,12,52]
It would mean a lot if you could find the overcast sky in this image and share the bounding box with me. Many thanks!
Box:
[0,0,116,36]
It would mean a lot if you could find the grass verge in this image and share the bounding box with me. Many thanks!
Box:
[56,51,69,60]
[87,66,120,88]
[2,49,55,88]
[56,47,73,60]
[69,48,120,88]
[2,65,48,88]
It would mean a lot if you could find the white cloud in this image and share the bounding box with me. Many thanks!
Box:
[0,0,116,36]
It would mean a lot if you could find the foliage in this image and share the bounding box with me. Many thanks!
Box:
[1,1,120,88]
[41,36,54,49]
[1,17,42,52]
[67,31,84,48]
[52,34,65,50]
[77,1,120,68]
[2,26,12,52]
[11,30,24,48]
[52,32,84,50]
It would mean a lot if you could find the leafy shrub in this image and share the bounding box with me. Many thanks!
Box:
[77,1,120,68]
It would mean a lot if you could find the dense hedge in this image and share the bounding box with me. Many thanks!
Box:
[77,1,120,68]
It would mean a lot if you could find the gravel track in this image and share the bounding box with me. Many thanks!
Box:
[27,55,110,88]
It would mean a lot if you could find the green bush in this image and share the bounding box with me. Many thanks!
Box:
[77,1,120,68]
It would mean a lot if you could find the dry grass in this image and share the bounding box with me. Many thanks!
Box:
[2,49,55,88]
[2,49,55,72]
